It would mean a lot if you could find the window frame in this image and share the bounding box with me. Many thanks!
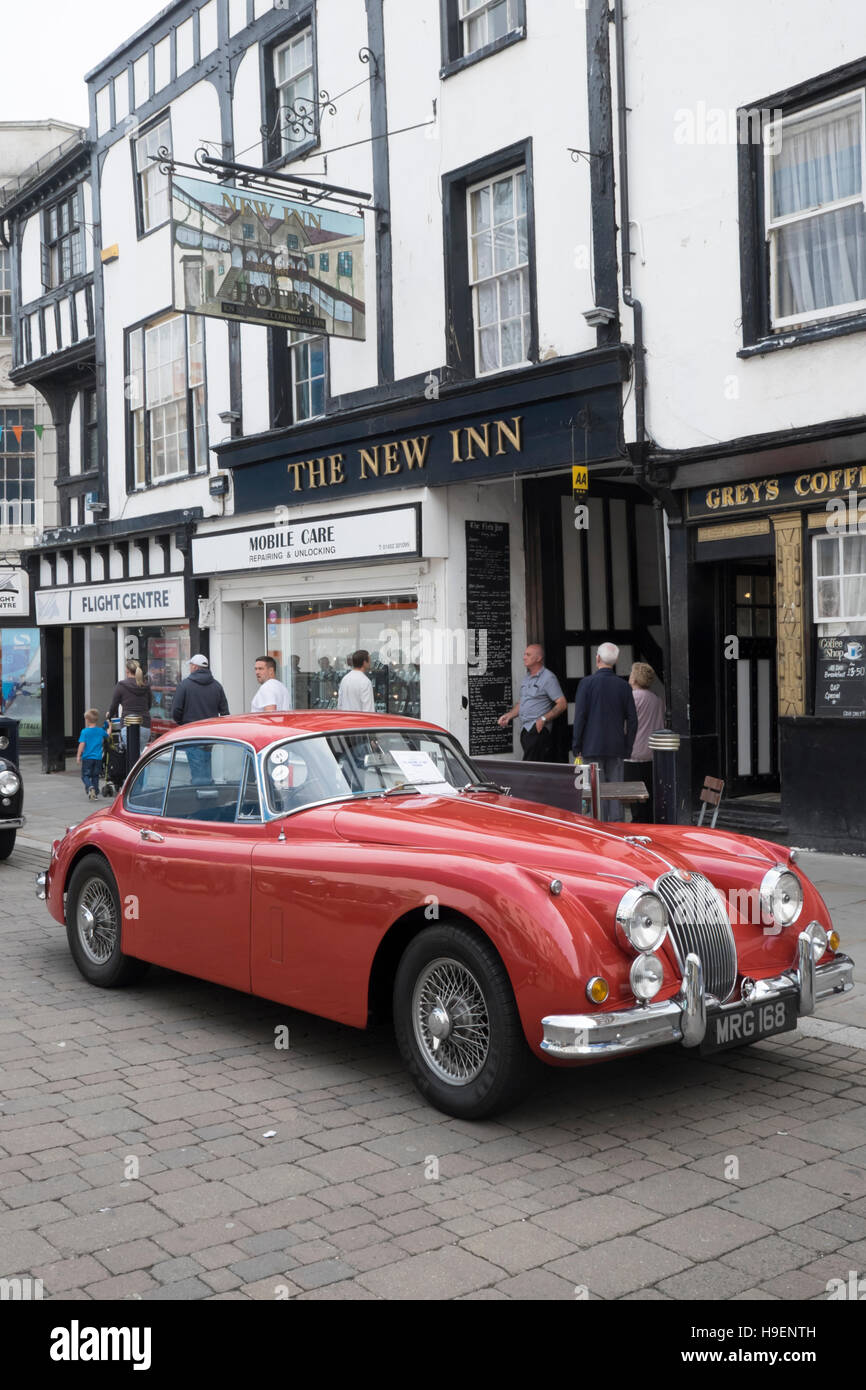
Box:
[466,165,531,377]
[81,387,99,475]
[442,139,537,381]
[440,0,526,78]
[124,309,209,492]
[132,111,173,238]
[261,10,319,168]
[0,247,11,338]
[813,532,866,625]
[764,90,866,330]
[289,331,328,424]
[42,189,85,288]
[739,58,866,353]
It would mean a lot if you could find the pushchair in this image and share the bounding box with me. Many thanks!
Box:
[101,718,127,796]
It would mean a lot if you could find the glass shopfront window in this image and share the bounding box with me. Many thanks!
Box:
[122,623,190,734]
[264,595,420,717]
[0,627,41,738]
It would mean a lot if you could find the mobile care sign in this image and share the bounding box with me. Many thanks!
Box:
[35,577,187,625]
[192,507,420,575]
[171,173,366,339]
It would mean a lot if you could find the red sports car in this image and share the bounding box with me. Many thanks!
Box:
[37,713,854,1119]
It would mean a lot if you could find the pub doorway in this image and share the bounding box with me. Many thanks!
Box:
[722,562,779,797]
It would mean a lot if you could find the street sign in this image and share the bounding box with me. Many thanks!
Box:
[572,464,589,493]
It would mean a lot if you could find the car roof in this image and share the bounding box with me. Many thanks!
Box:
[151,712,448,753]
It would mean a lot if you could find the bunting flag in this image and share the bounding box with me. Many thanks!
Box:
[11,425,23,444]
[34,424,44,439]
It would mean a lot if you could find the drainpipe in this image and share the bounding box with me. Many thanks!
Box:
[612,0,672,722]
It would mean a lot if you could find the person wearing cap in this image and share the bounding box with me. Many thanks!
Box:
[171,654,230,725]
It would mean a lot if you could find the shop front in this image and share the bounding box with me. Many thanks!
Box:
[0,565,42,744]
[666,459,866,851]
[209,349,660,753]
[30,520,201,769]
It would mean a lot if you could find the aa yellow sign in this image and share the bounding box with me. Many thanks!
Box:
[572,465,588,493]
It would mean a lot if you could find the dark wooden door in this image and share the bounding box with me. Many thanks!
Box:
[723,563,779,796]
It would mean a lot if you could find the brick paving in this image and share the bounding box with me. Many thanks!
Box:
[1,761,865,1300]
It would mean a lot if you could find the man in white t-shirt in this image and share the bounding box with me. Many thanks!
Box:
[251,656,292,712]
[337,649,375,712]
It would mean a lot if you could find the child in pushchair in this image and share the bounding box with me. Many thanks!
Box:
[101,717,128,796]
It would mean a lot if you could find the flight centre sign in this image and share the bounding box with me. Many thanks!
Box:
[171,174,366,339]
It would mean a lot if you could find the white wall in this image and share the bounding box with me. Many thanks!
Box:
[624,0,866,450]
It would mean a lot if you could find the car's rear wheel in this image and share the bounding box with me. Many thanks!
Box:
[66,854,148,988]
[0,829,16,860]
[393,922,535,1119]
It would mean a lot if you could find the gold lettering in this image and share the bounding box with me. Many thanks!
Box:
[308,457,327,488]
[844,467,858,490]
[495,416,523,455]
[706,488,720,509]
[359,447,380,478]
[794,474,811,496]
[383,442,401,474]
[721,486,735,506]
[812,471,828,494]
[450,429,462,463]
[748,482,761,503]
[401,436,431,470]
[465,424,491,460]
[765,478,779,501]
[328,454,345,485]
[829,469,843,492]
[287,463,305,492]
[735,484,749,505]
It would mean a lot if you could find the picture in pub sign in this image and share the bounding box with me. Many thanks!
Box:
[815,635,866,717]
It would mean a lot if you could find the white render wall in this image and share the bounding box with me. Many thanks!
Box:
[623,0,866,450]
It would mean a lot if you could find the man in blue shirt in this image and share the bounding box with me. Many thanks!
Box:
[498,644,567,761]
[572,642,638,821]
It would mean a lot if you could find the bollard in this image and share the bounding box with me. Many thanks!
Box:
[124,716,142,771]
[649,730,680,824]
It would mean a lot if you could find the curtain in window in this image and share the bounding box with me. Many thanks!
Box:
[773,103,866,317]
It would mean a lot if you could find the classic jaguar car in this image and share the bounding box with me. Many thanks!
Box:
[37,712,854,1118]
[0,726,25,860]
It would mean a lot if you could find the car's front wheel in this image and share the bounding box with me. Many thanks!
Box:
[0,828,16,860]
[393,922,535,1119]
[66,854,148,988]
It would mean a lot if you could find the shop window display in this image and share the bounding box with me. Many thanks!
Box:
[264,596,420,717]
[0,628,41,738]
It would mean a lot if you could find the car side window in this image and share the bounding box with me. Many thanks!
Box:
[126,749,173,815]
[238,753,262,821]
[163,741,248,822]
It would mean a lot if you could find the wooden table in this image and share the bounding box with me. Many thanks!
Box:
[578,780,648,804]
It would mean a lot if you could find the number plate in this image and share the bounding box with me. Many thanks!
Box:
[700,992,798,1055]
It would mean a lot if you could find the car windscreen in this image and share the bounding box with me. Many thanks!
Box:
[262,729,479,816]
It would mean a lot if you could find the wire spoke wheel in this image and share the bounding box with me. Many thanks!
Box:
[411,956,490,1085]
[75,875,118,966]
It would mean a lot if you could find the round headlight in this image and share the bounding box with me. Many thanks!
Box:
[0,734,8,749]
[0,770,20,796]
[803,921,829,962]
[760,865,803,926]
[630,952,664,1001]
[616,887,667,953]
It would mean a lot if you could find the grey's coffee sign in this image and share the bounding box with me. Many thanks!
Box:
[171,174,365,339]
[192,506,420,576]
[815,635,866,718]
[35,577,187,626]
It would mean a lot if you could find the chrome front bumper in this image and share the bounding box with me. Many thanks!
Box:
[541,937,855,1059]
[1,817,25,829]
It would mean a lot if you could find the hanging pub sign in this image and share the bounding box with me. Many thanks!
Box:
[815,634,866,717]
[170,174,366,339]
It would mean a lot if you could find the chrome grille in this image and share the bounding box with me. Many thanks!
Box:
[656,870,737,1002]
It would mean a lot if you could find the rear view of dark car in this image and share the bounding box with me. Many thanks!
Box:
[0,716,25,860]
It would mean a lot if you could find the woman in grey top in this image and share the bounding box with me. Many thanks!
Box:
[626,662,665,822]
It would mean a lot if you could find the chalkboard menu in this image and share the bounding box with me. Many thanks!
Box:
[466,520,513,755]
[816,634,866,717]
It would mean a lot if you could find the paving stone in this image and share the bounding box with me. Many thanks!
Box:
[143,1276,213,1300]
[545,1236,690,1298]
[37,1203,177,1256]
[357,1245,502,1299]
[535,1195,660,1246]
[98,1239,165,1275]
[716,1176,844,1229]
[31,1254,108,1293]
[459,1219,575,1275]
[493,1268,577,1300]
[645,1208,772,1260]
[614,1169,730,1213]
[720,1234,814,1280]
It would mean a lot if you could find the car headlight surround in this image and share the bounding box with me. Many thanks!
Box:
[803,921,829,962]
[760,864,803,927]
[630,952,664,1001]
[0,769,20,796]
[615,886,668,954]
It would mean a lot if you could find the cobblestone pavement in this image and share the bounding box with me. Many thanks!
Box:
[1,759,865,1301]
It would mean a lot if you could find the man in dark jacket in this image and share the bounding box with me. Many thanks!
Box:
[572,641,638,822]
[171,655,229,723]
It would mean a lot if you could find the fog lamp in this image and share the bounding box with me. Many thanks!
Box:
[804,921,829,962]
[586,977,609,1004]
[829,930,840,952]
[630,953,664,1001]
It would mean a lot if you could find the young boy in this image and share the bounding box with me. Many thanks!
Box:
[77,708,106,800]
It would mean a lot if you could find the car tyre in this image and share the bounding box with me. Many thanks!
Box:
[66,853,148,988]
[393,921,535,1119]
[0,828,15,860]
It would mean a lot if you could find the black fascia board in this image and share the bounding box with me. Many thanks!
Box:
[215,346,631,471]
[33,507,205,551]
[651,413,866,489]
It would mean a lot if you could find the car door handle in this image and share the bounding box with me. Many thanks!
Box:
[140,828,165,843]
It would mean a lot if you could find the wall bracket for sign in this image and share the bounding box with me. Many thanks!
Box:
[157,147,375,219]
